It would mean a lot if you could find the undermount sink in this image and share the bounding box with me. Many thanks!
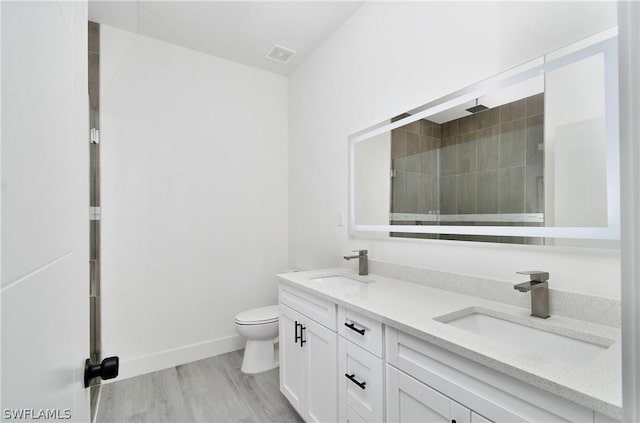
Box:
[437,308,613,366]
[310,275,375,288]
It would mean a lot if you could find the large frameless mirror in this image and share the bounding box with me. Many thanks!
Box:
[350,29,620,246]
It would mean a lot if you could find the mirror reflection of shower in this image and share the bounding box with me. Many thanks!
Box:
[390,87,545,244]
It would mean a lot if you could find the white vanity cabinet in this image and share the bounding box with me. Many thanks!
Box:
[387,365,474,423]
[277,271,620,423]
[279,284,338,423]
[385,327,599,423]
[337,306,386,423]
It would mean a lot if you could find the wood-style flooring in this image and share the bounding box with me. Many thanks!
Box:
[96,350,303,423]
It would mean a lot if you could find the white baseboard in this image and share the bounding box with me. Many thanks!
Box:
[107,334,245,383]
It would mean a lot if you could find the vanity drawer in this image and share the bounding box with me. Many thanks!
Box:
[279,283,337,331]
[338,306,384,358]
[339,401,368,423]
[386,327,595,423]
[339,337,385,422]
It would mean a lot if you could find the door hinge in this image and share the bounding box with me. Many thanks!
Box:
[90,128,100,144]
[90,207,101,221]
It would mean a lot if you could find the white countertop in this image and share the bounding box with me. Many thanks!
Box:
[277,268,622,420]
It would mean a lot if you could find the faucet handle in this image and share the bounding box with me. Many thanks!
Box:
[352,249,368,255]
[516,270,549,282]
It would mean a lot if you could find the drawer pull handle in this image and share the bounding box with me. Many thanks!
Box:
[345,373,366,390]
[294,321,301,344]
[344,322,366,335]
[300,325,307,347]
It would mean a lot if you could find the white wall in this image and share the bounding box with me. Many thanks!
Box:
[100,26,288,379]
[288,2,621,299]
[1,1,90,419]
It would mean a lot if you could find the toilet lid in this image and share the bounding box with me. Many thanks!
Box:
[235,305,279,325]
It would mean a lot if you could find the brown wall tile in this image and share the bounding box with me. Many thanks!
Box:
[442,120,458,137]
[439,145,458,176]
[499,119,526,168]
[391,130,407,160]
[458,114,477,134]
[457,132,477,174]
[477,170,499,213]
[498,166,525,213]
[402,120,421,134]
[525,114,544,164]
[526,93,544,117]
[457,173,477,214]
[432,123,442,139]
[440,175,457,214]
[477,107,499,129]
[500,98,526,122]
[477,126,499,171]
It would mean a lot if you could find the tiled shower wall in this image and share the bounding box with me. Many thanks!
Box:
[390,93,544,243]
[439,93,544,216]
[391,116,442,214]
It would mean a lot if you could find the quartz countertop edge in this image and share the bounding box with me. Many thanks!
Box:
[276,268,622,420]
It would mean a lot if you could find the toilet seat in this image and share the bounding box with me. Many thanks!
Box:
[235,304,280,374]
[235,305,279,325]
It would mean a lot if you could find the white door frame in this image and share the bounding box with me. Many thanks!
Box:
[619,1,640,422]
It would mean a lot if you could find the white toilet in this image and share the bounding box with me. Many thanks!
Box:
[234,305,280,374]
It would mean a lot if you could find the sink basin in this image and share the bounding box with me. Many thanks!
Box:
[438,309,613,366]
[310,275,374,289]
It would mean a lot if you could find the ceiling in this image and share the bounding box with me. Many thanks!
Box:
[88,1,363,75]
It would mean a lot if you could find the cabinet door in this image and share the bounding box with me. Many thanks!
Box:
[471,412,493,423]
[280,304,306,416]
[304,316,338,423]
[450,401,471,423]
[339,401,369,423]
[387,365,471,423]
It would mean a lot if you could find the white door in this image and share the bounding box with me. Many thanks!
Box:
[387,365,471,423]
[1,2,90,422]
[280,305,306,415]
[305,317,338,423]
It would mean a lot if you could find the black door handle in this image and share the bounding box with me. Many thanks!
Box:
[300,325,307,347]
[345,373,366,390]
[294,320,301,344]
[84,356,119,388]
[344,322,366,335]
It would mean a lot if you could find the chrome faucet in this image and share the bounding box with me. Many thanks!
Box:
[514,271,550,319]
[344,250,368,275]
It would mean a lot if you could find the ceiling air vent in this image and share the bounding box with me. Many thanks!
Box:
[266,44,297,64]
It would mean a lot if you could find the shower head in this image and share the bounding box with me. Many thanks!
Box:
[465,104,489,113]
[466,98,488,114]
